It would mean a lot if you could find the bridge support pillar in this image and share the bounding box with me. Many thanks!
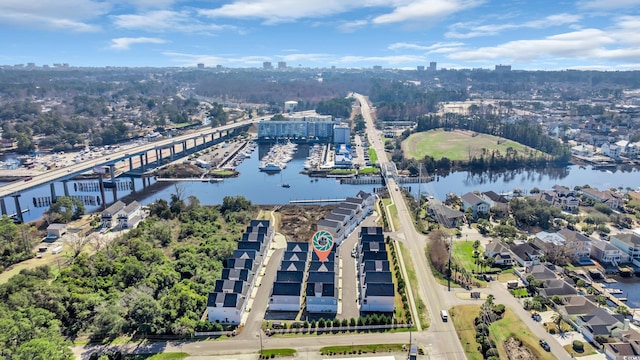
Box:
[130,177,136,193]
[170,144,175,161]
[63,181,69,197]
[50,183,57,203]
[0,198,6,215]
[129,157,133,171]
[109,165,117,201]
[98,175,106,210]
[142,154,147,172]
[12,195,23,223]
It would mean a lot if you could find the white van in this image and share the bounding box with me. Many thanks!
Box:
[441,310,448,322]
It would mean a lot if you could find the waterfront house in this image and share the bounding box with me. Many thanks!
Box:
[601,142,622,159]
[610,233,640,266]
[581,187,623,210]
[591,239,631,265]
[460,192,490,218]
[515,264,557,285]
[101,200,125,228]
[557,295,599,319]
[116,201,142,229]
[534,228,592,261]
[538,279,577,298]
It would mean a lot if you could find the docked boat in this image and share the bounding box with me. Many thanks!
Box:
[259,162,282,172]
[281,183,290,188]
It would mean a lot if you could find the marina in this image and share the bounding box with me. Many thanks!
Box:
[258,141,297,172]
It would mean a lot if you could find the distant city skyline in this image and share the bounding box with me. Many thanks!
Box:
[1,0,640,70]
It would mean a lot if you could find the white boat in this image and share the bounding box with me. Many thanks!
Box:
[259,162,282,172]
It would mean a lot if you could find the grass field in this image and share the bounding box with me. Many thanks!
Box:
[402,129,538,161]
[398,242,430,329]
[125,353,189,360]
[452,241,481,272]
[450,305,483,360]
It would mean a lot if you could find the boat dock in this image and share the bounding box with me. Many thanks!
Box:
[289,198,346,204]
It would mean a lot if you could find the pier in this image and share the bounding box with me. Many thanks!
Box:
[289,198,346,204]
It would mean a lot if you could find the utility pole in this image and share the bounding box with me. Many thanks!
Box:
[448,235,452,292]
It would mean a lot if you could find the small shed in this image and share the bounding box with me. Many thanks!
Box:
[46,223,67,240]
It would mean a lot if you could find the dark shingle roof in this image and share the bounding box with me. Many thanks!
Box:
[283,251,308,262]
[308,261,335,272]
[364,283,394,297]
[271,282,302,296]
[306,282,335,297]
[221,268,249,281]
[279,261,306,272]
[214,279,245,294]
[286,242,309,252]
[363,260,390,272]
[307,271,335,284]
[364,271,393,284]
[275,271,304,283]
[237,241,262,251]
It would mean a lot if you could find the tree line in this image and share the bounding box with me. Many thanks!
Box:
[0,195,256,359]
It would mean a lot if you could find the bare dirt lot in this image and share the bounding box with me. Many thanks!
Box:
[273,204,334,242]
[504,337,537,360]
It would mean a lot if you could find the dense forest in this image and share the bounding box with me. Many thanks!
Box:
[0,195,256,359]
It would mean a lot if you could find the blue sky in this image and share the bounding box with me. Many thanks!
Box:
[2,0,640,70]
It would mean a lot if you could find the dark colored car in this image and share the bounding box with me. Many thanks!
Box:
[539,339,550,352]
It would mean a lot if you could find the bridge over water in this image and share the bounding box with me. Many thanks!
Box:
[0,120,254,222]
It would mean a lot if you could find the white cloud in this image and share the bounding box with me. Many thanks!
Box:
[578,0,640,10]
[112,10,234,33]
[338,20,369,32]
[198,0,478,26]
[448,29,617,62]
[446,13,582,39]
[388,41,464,52]
[0,0,108,31]
[372,0,483,25]
[110,37,167,50]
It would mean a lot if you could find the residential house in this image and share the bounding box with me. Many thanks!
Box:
[516,264,557,285]
[101,200,126,228]
[538,279,577,298]
[214,279,248,295]
[428,203,465,228]
[615,140,639,158]
[484,241,514,267]
[610,233,640,265]
[360,283,395,312]
[591,239,631,265]
[604,341,640,360]
[305,271,337,313]
[576,308,626,343]
[557,295,599,319]
[117,200,142,229]
[460,192,490,218]
[534,228,592,261]
[582,187,624,210]
[509,242,543,267]
[269,282,303,311]
[601,142,622,159]
[482,191,509,217]
[207,292,245,324]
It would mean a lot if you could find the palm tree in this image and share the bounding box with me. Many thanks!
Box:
[551,313,563,332]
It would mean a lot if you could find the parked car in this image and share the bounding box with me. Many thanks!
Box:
[539,339,550,352]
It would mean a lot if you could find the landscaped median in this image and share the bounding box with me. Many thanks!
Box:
[319,344,411,356]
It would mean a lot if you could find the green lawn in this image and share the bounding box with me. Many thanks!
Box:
[398,242,430,329]
[450,305,483,360]
[382,198,400,231]
[402,129,539,161]
[358,167,380,174]
[260,348,296,357]
[368,148,378,164]
[452,241,481,272]
[563,341,598,357]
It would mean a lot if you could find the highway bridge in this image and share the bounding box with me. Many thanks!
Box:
[0,119,254,222]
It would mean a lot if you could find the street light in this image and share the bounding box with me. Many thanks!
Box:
[259,329,263,355]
